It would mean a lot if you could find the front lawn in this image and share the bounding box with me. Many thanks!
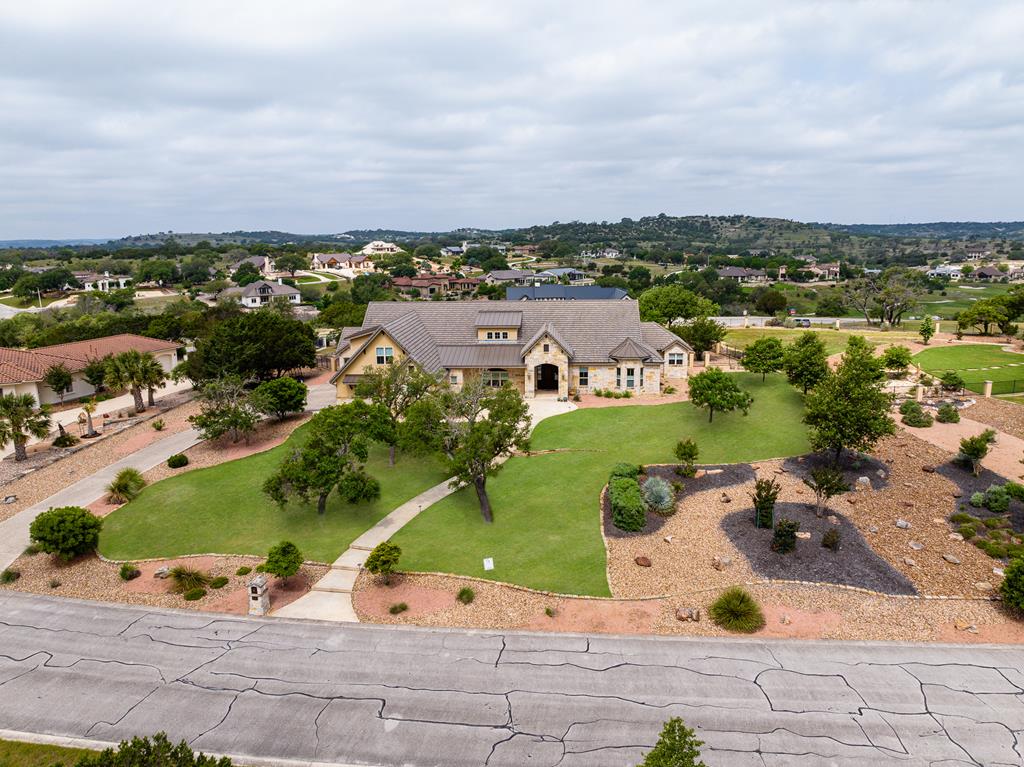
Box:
[0,739,94,767]
[914,344,1024,394]
[391,373,810,596]
[725,327,917,356]
[99,424,450,564]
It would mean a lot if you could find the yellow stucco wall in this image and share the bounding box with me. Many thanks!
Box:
[335,331,405,399]
[475,327,520,341]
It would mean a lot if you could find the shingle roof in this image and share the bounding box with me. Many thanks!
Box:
[506,285,629,300]
[339,300,665,369]
[640,322,691,352]
[474,311,523,328]
[609,337,659,361]
[0,334,181,385]
[520,322,576,359]
[487,269,535,281]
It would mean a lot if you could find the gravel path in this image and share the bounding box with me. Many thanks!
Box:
[962,396,1024,441]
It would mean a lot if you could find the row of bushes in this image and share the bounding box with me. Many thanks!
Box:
[608,463,677,532]
[592,388,633,399]
[898,399,960,428]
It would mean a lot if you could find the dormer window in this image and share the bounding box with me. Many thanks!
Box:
[485,330,510,340]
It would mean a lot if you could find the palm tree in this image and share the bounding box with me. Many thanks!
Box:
[138,355,168,407]
[81,397,98,438]
[104,350,150,413]
[0,393,53,461]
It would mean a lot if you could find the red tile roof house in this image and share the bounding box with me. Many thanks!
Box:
[0,334,183,407]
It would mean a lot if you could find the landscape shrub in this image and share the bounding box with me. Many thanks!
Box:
[709,587,765,633]
[210,576,229,589]
[261,540,303,580]
[49,578,61,589]
[29,506,102,561]
[365,541,402,584]
[983,514,1008,529]
[638,716,707,767]
[642,476,675,515]
[970,492,986,508]
[0,568,20,584]
[958,433,990,476]
[900,402,933,428]
[750,477,781,528]
[936,403,960,423]
[958,523,978,540]
[388,602,408,614]
[771,518,800,554]
[183,588,206,601]
[981,428,998,444]
[107,467,146,503]
[609,477,646,532]
[457,586,475,604]
[119,562,141,581]
[663,385,677,395]
[898,399,919,416]
[1001,558,1024,611]
[674,439,699,477]
[74,732,234,767]
[609,462,641,480]
[821,528,841,551]
[167,453,189,469]
[950,512,975,524]
[544,606,556,617]
[170,566,211,593]
[1005,482,1024,502]
[979,540,1008,559]
[52,432,80,448]
[940,370,965,391]
[151,418,165,431]
[23,544,40,556]
[235,566,252,576]
[984,485,1010,514]
[252,376,308,420]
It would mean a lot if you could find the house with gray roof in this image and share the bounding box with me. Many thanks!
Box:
[220,279,301,309]
[331,300,691,400]
[506,285,630,301]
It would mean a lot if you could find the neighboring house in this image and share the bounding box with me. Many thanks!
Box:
[310,253,375,272]
[360,241,404,256]
[231,255,273,276]
[794,254,818,265]
[441,246,464,257]
[0,334,182,406]
[508,244,542,258]
[484,269,552,286]
[716,266,768,283]
[964,244,991,260]
[463,242,507,255]
[972,266,1006,281]
[927,265,963,281]
[580,247,623,260]
[391,274,481,298]
[220,279,301,308]
[331,300,692,401]
[535,267,594,285]
[68,271,132,292]
[506,285,630,301]
[805,262,840,281]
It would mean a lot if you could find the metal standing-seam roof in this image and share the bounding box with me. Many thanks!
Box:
[609,337,660,361]
[473,311,523,328]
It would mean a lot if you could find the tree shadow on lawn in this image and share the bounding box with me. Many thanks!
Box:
[603,464,756,539]
[721,501,917,595]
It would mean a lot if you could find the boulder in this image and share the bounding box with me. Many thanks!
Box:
[908,541,924,551]
[974,581,994,592]
[634,556,652,568]
[952,490,963,499]
[922,465,936,473]
[663,535,674,544]
[855,476,871,491]
[903,557,917,567]
[954,620,979,633]
[720,493,731,504]
[895,519,911,529]
[876,469,886,478]
[868,525,879,533]
[827,515,840,525]
[948,532,964,542]
[847,497,857,505]
[779,614,792,625]
[675,607,700,622]
[901,501,914,508]
[153,566,170,579]
[942,554,961,565]
[2,495,15,504]
[712,556,732,571]
[994,567,1005,577]
[795,531,811,540]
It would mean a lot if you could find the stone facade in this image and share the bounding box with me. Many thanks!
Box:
[523,336,570,398]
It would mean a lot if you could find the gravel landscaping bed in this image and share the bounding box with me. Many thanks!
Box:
[0,399,200,524]
[963,397,1024,441]
[720,502,916,595]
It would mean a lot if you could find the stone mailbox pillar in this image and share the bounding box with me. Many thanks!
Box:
[916,384,924,402]
[743,311,749,328]
[934,321,941,335]
[834,318,841,330]
[983,380,993,398]
[248,574,270,616]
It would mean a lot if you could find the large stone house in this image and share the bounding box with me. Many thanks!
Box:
[331,300,691,400]
[220,279,301,308]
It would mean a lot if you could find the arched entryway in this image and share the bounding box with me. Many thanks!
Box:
[534,363,559,391]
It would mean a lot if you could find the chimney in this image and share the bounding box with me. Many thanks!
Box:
[277,277,283,285]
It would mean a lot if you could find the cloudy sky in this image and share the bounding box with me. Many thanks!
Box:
[2,1,1023,238]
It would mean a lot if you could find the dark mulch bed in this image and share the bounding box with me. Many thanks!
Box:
[720,501,917,596]
[781,451,891,491]
[603,463,756,539]
[935,461,1024,534]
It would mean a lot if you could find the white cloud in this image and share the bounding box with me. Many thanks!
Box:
[0,0,1022,237]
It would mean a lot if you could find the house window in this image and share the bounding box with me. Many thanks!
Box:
[375,346,394,364]
[616,367,621,388]
[626,367,636,388]
[578,367,589,387]
[543,343,550,352]
[486,331,494,340]
[482,369,509,388]
[501,331,509,340]
[450,375,458,384]
[668,353,685,366]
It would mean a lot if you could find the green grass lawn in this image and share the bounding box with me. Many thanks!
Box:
[918,282,1011,319]
[913,343,1024,394]
[725,327,917,356]
[0,294,64,308]
[391,373,810,596]
[99,424,451,564]
[0,739,94,767]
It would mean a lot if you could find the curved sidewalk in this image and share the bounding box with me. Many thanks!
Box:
[901,414,1024,480]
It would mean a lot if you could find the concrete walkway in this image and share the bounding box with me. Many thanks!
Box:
[276,396,577,622]
[0,428,202,571]
[902,413,1024,480]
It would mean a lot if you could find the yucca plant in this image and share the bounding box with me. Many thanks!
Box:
[106,468,147,503]
[709,587,765,634]
[169,565,211,593]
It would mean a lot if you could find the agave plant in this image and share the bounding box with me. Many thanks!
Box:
[106,467,147,503]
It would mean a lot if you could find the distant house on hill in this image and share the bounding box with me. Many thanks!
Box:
[220,279,301,309]
[716,266,768,283]
[231,255,273,276]
[67,271,132,292]
[360,241,404,256]
[484,269,550,287]
[971,266,1006,281]
[391,274,480,298]
[310,253,374,273]
[506,285,630,301]
[535,267,594,285]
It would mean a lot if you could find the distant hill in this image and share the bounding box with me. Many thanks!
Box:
[0,238,111,248]
[817,221,1024,239]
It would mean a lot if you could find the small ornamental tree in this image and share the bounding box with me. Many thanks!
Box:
[687,368,753,423]
[261,541,303,581]
[82,355,111,393]
[880,345,913,378]
[741,337,785,382]
[750,477,781,528]
[354,362,441,466]
[919,315,935,345]
[940,370,965,392]
[638,717,707,767]
[73,733,232,767]
[189,376,261,443]
[1000,557,1024,613]
[772,518,800,553]
[674,438,699,477]
[674,316,727,362]
[43,363,73,405]
[958,433,990,476]
[29,506,102,561]
[783,331,829,394]
[803,466,849,517]
[252,376,307,420]
[0,393,52,462]
[364,541,401,584]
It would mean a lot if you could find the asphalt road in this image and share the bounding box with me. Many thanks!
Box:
[1,591,1023,767]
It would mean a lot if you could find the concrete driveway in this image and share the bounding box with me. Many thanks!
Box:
[1,591,1021,766]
